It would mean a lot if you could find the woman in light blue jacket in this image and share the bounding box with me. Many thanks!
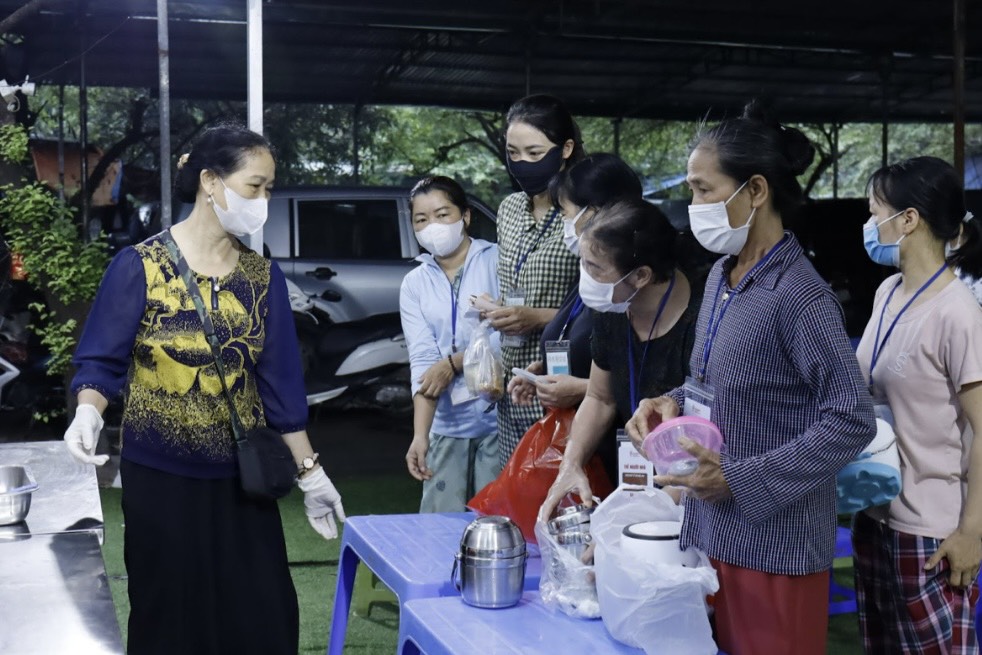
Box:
[400,176,501,512]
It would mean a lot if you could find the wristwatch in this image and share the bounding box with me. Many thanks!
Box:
[298,452,319,477]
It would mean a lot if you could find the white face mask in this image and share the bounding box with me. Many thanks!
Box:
[211,178,268,237]
[578,262,638,313]
[562,207,588,255]
[687,180,756,255]
[415,219,466,258]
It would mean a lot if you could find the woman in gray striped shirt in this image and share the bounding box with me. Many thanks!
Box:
[627,101,876,655]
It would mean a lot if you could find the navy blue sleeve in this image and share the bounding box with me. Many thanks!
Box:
[71,247,146,399]
[256,261,308,433]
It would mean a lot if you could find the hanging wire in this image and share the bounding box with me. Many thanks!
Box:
[32,16,132,82]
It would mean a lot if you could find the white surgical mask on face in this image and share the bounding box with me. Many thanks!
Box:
[687,180,755,255]
[562,207,588,255]
[578,263,638,313]
[211,178,268,236]
[415,219,466,258]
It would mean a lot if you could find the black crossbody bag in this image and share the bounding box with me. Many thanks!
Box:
[163,230,296,501]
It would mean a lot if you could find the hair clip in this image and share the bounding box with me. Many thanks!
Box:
[177,153,190,170]
[964,211,974,224]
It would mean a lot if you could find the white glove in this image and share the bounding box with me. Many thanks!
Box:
[64,404,109,466]
[297,467,346,540]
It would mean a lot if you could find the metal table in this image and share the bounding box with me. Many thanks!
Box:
[0,440,123,654]
[0,531,124,654]
[0,441,104,540]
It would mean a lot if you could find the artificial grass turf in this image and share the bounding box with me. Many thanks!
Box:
[100,478,865,654]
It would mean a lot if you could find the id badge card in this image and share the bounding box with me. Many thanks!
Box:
[450,377,478,406]
[682,375,714,420]
[544,340,571,376]
[501,287,527,348]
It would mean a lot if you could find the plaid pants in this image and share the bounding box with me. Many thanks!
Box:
[496,393,543,469]
[853,511,980,655]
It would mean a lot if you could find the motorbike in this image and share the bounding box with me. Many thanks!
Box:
[286,278,412,412]
[0,293,65,426]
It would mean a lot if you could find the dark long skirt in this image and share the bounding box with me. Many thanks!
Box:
[120,458,299,655]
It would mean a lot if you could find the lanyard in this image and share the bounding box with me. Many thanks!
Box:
[558,296,585,341]
[869,263,947,384]
[513,208,560,286]
[447,264,468,352]
[627,272,676,412]
[698,238,785,381]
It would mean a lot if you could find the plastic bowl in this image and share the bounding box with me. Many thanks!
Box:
[641,416,723,477]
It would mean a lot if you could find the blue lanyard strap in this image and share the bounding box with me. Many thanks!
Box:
[447,267,465,353]
[513,208,561,285]
[870,263,947,383]
[628,272,676,412]
[698,237,786,381]
[559,296,585,341]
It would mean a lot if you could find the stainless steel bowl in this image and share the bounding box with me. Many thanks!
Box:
[0,465,39,526]
[547,506,593,534]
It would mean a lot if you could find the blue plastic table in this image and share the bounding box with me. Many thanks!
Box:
[327,512,543,655]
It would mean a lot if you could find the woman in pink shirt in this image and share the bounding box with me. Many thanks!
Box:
[854,156,982,654]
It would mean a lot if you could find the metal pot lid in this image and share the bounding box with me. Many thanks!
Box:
[547,510,592,534]
[459,515,525,557]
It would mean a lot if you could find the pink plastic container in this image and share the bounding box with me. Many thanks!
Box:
[641,416,723,477]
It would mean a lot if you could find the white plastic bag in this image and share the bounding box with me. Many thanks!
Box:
[534,519,600,619]
[592,486,719,655]
[463,319,504,402]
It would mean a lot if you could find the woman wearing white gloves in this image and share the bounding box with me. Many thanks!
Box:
[64,124,344,655]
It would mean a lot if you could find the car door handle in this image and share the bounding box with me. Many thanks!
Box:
[320,289,342,302]
[306,266,337,280]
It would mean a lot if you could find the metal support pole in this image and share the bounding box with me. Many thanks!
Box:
[79,3,89,238]
[612,118,621,156]
[352,104,361,185]
[246,0,263,253]
[832,123,839,199]
[57,84,65,202]
[157,0,172,228]
[953,0,966,179]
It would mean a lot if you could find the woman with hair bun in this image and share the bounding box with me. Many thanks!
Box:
[486,94,585,467]
[853,156,982,653]
[626,101,876,654]
[64,124,344,654]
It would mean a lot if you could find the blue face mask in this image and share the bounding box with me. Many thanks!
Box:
[863,210,906,268]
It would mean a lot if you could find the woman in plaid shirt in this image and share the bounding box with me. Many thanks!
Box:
[486,94,584,467]
[627,101,876,655]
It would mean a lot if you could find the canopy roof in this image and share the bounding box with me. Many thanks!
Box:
[4,0,980,123]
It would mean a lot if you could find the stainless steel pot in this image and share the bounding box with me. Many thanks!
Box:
[0,465,38,526]
[452,515,527,609]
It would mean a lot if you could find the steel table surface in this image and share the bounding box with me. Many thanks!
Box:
[0,530,124,654]
[0,441,104,540]
[327,512,542,655]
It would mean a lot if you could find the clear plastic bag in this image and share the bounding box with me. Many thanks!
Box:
[592,487,720,655]
[534,519,600,619]
[463,319,504,402]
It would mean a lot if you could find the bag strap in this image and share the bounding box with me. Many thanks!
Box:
[161,229,247,444]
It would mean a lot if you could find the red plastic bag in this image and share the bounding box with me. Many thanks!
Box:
[468,407,615,543]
